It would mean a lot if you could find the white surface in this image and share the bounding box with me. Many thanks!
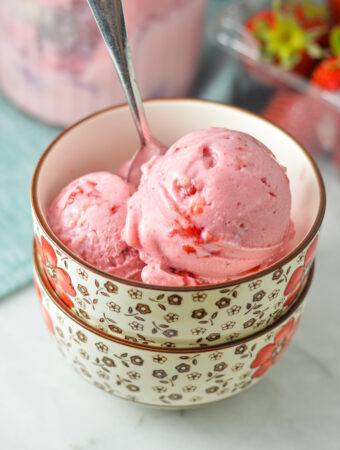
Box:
[1,161,340,450]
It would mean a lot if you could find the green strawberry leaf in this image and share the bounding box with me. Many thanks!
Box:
[330,26,340,56]
[250,0,325,71]
[262,16,307,68]
[253,20,272,40]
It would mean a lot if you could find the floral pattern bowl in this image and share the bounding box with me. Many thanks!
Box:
[31,99,325,348]
[33,243,315,408]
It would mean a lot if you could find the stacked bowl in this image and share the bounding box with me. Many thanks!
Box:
[31,99,325,408]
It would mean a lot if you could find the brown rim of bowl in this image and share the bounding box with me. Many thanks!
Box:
[31,98,326,292]
[33,241,314,354]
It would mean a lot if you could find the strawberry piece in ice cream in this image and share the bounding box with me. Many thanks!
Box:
[125,128,293,286]
[48,172,144,280]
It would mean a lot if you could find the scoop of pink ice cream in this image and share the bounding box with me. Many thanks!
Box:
[125,128,293,286]
[48,172,144,280]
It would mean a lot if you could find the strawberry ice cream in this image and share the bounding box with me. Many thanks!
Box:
[124,128,293,286]
[47,128,293,287]
[47,172,144,281]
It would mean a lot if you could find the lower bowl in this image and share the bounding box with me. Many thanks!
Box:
[33,247,314,408]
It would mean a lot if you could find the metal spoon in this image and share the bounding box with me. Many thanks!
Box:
[87,0,167,186]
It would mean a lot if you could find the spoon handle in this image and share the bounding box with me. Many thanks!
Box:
[87,0,149,145]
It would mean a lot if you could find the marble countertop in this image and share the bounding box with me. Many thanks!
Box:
[1,161,340,450]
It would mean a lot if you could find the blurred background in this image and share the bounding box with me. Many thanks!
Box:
[1,1,340,449]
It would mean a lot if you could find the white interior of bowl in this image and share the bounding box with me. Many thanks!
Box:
[36,99,322,254]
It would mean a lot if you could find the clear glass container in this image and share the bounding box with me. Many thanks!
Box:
[0,0,207,126]
[212,0,340,170]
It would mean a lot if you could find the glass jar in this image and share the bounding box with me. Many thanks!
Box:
[0,0,207,126]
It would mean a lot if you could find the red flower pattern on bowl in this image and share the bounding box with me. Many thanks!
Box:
[35,235,76,308]
[284,236,318,306]
[251,317,301,378]
[34,276,54,334]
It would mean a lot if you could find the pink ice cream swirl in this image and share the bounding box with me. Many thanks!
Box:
[48,172,144,281]
[124,128,294,286]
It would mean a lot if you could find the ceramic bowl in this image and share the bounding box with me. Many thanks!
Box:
[31,99,325,348]
[33,243,314,408]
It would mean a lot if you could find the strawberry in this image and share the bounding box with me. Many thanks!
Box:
[309,27,340,158]
[244,0,326,76]
[291,2,328,31]
[262,91,321,156]
[291,1,329,47]
[311,56,340,89]
[311,26,340,90]
[245,9,276,34]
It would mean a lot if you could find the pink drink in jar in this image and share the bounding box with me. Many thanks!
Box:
[0,0,207,126]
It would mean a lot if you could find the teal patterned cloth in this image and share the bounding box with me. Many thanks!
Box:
[0,95,60,298]
[0,0,232,299]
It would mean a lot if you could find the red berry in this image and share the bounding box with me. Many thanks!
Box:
[294,51,318,76]
[244,4,325,77]
[291,4,327,31]
[311,56,340,90]
[245,9,276,33]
